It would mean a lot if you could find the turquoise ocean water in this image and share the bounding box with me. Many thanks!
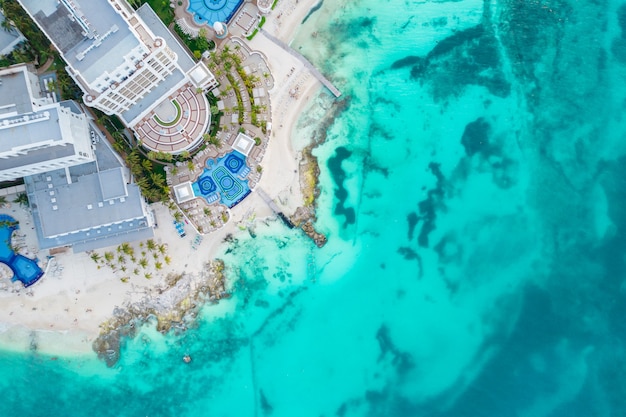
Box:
[2,0,626,415]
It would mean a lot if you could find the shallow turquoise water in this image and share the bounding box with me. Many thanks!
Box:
[2,0,626,415]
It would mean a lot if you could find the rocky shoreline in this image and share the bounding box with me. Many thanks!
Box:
[93,260,227,367]
[290,144,327,247]
[288,97,350,247]
[92,96,349,365]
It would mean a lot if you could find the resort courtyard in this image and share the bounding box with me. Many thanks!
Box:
[165,38,274,235]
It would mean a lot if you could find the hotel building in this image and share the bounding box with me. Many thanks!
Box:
[0,63,154,252]
[0,63,94,182]
[17,0,218,154]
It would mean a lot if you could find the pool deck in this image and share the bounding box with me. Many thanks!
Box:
[0,0,324,349]
[0,211,46,288]
[174,0,258,39]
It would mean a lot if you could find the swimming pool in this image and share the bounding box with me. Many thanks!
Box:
[187,0,244,26]
[192,150,251,208]
[0,215,43,287]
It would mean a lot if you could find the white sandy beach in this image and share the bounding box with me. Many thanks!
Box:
[0,0,324,356]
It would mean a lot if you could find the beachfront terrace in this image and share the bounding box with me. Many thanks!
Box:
[163,39,273,234]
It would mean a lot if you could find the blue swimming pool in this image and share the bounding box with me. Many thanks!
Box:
[187,0,244,26]
[0,215,43,287]
[192,151,251,208]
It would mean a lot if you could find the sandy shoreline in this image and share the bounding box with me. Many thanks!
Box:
[0,0,324,357]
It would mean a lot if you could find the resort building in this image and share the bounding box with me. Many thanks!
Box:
[0,63,154,252]
[0,10,26,56]
[0,64,94,182]
[17,0,218,154]
[24,165,154,252]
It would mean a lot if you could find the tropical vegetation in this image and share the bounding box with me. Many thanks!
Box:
[87,239,171,281]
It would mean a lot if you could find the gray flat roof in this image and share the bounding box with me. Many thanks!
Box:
[19,0,141,86]
[0,68,32,115]
[0,143,75,171]
[121,4,197,124]
[71,226,154,252]
[99,167,128,200]
[60,99,84,115]
[25,167,152,250]
[121,70,185,124]
[0,107,64,153]
[136,4,195,73]
[29,168,145,236]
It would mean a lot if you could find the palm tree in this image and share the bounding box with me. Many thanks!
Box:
[208,136,221,148]
[111,130,124,143]
[0,196,7,207]
[13,193,29,207]
[90,253,101,263]
[150,172,165,187]
[104,252,114,262]
[146,239,156,251]
[130,163,144,178]
[127,150,140,166]
[1,18,13,33]
[120,242,133,256]
[117,255,126,264]
[144,272,152,279]
[133,268,140,275]
[142,158,153,172]
[157,151,173,162]
[158,244,167,255]
[164,256,171,265]
[152,252,159,260]
[155,262,163,270]
[112,141,125,154]
[139,258,148,268]
[173,211,183,222]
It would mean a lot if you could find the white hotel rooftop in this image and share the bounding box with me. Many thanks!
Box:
[0,63,154,252]
[0,64,94,182]
[18,0,218,154]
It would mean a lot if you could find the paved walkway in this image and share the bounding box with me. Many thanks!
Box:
[37,55,56,74]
